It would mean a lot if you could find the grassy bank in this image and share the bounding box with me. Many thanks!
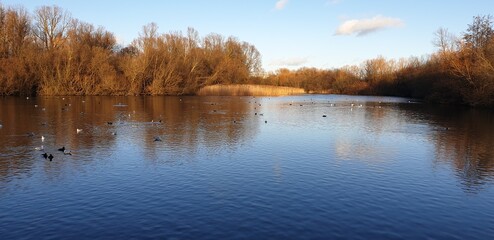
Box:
[196,84,305,96]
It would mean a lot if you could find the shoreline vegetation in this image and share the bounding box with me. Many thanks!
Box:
[197,84,305,96]
[0,4,492,106]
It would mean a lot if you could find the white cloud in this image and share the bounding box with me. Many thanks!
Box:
[270,57,309,67]
[335,15,404,36]
[275,0,289,10]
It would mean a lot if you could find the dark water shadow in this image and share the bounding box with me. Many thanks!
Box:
[398,104,494,192]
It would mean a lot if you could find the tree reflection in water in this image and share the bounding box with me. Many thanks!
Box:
[0,96,493,193]
[400,105,494,192]
[0,96,260,184]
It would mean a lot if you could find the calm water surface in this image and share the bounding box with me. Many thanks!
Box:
[0,95,493,239]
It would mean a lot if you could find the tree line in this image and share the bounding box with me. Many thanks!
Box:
[0,4,262,96]
[260,15,494,107]
[0,3,492,107]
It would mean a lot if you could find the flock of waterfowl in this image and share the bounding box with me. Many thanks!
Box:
[17,97,173,162]
[2,96,379,162]
[32,133,73,161]
[38,146,72,161]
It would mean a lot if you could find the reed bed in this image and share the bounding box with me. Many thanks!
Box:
[197,84,305,96]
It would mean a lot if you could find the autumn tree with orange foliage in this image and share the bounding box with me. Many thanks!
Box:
[0,4,262,96]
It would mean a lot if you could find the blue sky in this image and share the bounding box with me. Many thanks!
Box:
[2,0,493,71]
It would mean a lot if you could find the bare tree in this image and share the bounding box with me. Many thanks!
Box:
[464,15,493,50]
[242,42,262,76]
[32,5,71,50]
[433,27,457,53]
[0,5,30,57]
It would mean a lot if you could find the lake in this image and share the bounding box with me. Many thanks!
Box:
[1,95,493,239]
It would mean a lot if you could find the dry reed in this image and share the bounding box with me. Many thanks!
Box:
[197,84,305,96]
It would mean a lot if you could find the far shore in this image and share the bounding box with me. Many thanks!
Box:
[196,84,306,96]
